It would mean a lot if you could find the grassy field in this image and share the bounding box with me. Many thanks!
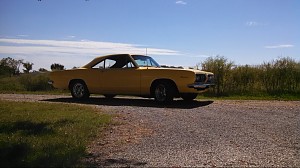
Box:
[0,73,69,95]
[0,100,111,167]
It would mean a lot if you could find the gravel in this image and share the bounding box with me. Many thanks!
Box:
[1,94,299,167]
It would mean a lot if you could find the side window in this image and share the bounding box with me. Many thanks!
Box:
[105,59,116,69]
[92,59,116,69]
[93,60,105,69]
[123,61,135,68]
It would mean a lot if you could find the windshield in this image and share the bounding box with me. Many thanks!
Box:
[132,55,160,67]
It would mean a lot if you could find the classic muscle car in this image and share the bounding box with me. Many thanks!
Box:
[49,54,214,103]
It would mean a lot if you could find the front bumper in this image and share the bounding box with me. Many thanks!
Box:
[187,83,215,91]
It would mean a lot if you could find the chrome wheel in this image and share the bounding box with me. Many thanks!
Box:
[70,81,89,99]
[72,83,85,98]
[155,84,167,102]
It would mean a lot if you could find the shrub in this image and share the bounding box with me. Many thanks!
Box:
[0,73,53,92]
[19,73,53,91]
[200,56,300,97]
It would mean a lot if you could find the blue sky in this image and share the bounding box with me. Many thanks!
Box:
[0,0,299,70]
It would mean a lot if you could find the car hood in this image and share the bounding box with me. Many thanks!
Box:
[183,68,213,75]
[139,67,213,75]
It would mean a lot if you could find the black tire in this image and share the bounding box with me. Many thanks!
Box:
[70,81,90,100]
[104,94,116,99]
[154,82,174,103]
[181,93,198,101]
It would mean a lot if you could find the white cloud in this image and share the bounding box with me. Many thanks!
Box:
[245,21,268,27]
[17,35,29,37]
[246,21,258,26]
[175,1,187,5]
[0,38,181,70]
[183,54,211,58]
[65,35,76,39]
[264,44,294,49]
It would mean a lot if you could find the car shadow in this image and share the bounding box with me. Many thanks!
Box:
[42,97,214,109]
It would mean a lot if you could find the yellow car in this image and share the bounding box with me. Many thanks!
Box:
[49,54,214,103]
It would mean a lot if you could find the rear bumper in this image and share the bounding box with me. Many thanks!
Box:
[187,83,215,91]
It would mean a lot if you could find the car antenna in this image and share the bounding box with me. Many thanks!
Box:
[146,48,148,69]
[146,48,148,56]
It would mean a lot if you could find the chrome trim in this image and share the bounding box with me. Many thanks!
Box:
[187,83,215,90]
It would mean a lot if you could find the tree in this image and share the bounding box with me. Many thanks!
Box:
[0,62,13,77]
[0,57,23,76]
[261,57,300,94]
[23,62,34,73]
[38,68,48,72]
[201,56,234,96]
[198,56,300,96]
[51,63,64,71]
[229,64,262,94]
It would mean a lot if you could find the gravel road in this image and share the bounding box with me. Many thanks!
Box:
[1,94,299,167]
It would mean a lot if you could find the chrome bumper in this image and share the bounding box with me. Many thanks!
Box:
[187,83,215,91]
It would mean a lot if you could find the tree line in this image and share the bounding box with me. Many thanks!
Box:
[0,57,64,77]
[200,56,300,96]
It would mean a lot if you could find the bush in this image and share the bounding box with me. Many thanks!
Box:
[201,56,234,96]
[0,73,53,92]
[201,56,300,98]
[0,76,24,91]
[19,73,53,91]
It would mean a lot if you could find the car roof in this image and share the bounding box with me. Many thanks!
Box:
[82,54,149,68]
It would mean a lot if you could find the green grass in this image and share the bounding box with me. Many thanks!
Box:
[0,100,111,167]
[0,73,53,92]
[0,73,70,95]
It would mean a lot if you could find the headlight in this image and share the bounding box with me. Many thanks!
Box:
[195,74,206,82]
[207,75,214,83]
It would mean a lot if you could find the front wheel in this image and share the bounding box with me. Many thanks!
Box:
[181,93,198,101]
[70,81,90,100]
[154,82,174,103]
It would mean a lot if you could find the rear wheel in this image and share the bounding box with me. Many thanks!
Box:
[181,93,198,101]
[154,82,174,103]
[70,81,90,100]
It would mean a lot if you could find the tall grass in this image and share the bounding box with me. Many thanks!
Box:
[0,100,111,167]
[201,56,300,99]
[0,72,55,93]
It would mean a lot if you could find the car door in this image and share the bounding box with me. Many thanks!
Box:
[86,61,106,93]
[100,55,141,95]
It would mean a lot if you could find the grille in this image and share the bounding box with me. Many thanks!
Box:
[195,74,206,82]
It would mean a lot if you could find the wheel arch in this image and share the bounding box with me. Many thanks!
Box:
[150,78,179,97]
[69,79,88,90]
